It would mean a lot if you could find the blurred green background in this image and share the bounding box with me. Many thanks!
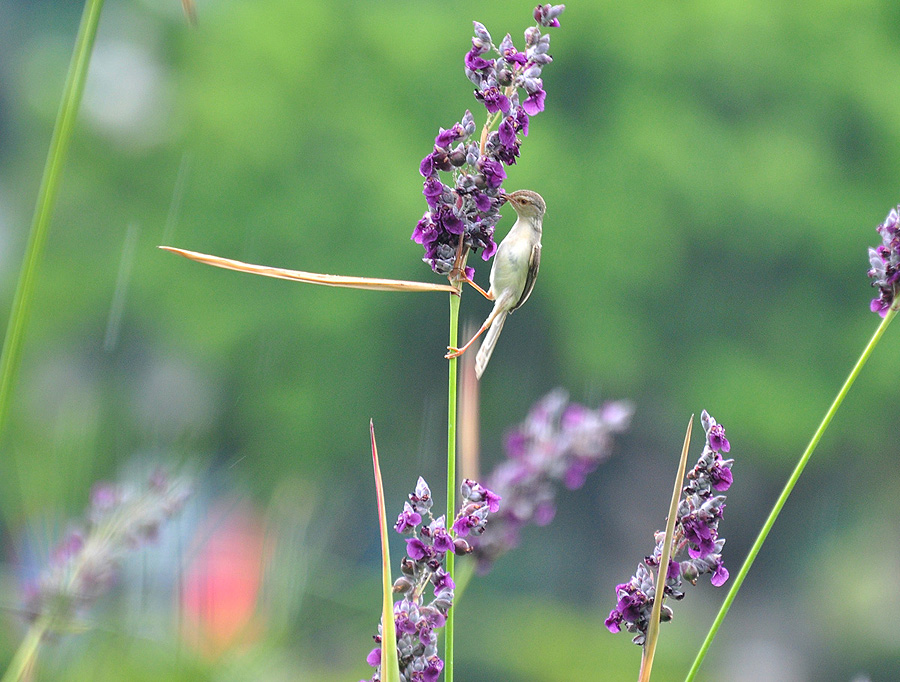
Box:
[1,0,899,680]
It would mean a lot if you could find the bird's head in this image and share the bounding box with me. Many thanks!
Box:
[500,189,546,219]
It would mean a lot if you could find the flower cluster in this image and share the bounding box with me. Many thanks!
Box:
[412,6,565,277]
[867,205,900,316]
[22,468,191,630]
[471,389,634,573]
[363,477,499,682]
[605,411,733,644]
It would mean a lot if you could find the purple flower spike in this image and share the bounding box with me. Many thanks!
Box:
[365,476,496,682]
[606,410,734,645]
[23,468,191,634]
[412,8,564,278]
[867,205,900,315]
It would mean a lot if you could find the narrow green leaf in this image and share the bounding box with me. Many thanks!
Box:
[370,421,400,682]
[0,0,106,444]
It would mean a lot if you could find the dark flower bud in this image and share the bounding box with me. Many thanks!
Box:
[497,67,513,86]
[400,557,416,577]
[431,148,453,172]
[449,147,467,167]
[453,538,471,555]
[680,561,699,583]
[659,604,674,622]
[432,593,453,613]
[473,21,492,46]
[393,577,413,593]
[465,143,480,167]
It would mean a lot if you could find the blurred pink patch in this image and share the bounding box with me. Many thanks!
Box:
[181,501,268,659]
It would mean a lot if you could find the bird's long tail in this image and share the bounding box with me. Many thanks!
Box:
[475,311,507,379]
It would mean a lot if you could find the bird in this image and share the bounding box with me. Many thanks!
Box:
[445,189,545,379]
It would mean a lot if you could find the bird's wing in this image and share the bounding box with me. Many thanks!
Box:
[510,242,541,312]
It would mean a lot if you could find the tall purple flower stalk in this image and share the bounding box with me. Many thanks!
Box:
[22,468,191,631]
[471,389,634,573]
[362,477,499,682]
[412,5,565,277]
[605,411,734,644]
[867,205,900,316]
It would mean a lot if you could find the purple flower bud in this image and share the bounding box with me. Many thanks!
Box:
[478,157,506,189]
[419,153,436,177]
[406,537,428,560]
[534,4,566,28]
[395,502,422,533]
[472,21,492,46]
[465,48,494,72]
[522,87,546,115]
[411,477,432,513]
[432,569,455,594]
[475,85,511,114]
[433,528,454,554]
[711,561,729,587]
[498,117,517,148]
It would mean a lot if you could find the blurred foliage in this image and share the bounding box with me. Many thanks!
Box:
[0,0,899,680]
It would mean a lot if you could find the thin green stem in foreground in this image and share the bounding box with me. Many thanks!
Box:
[444,290,460,682]
[1,617,49,682]
[640,416,693,682]
[685,306,898,681]
[0,0,106,443]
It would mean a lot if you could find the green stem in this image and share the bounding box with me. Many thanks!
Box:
[2,617,49,682]
[685,306,898,681]
[445,291,460,682]
[0,0,106,443]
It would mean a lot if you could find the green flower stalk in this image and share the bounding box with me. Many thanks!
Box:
[685,205,900,680]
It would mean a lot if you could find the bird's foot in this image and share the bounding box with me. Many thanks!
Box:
[445,346,465,359]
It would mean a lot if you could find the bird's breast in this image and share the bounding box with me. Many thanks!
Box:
[490,232,534,297]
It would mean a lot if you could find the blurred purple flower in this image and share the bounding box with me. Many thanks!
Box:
[471,390,634,573]
[22,468,191,632]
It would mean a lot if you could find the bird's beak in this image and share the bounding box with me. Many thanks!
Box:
[498,192,509,204]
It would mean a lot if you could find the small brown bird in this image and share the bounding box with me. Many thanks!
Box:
[446,189,545,379]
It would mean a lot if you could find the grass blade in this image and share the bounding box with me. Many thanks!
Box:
[639,415,693,682]
[370,421,400,682]
[0,0,106,443]
[159,246,459,293]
